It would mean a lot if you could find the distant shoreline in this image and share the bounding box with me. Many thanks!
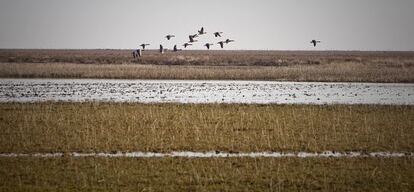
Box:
[0,50,413,82]
[1,48,414,53]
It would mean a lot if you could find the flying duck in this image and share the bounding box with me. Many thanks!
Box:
[310,40,321,47]
[159,44,164,54]
[165,35,175,40]
[183,43,192,48]
[190,34,198,39]
[204,43,213,49]
[224,39,235,44]
[198,27,207,35]
[214,32,223,37]
[217,41,225,48]
[140,44,150,50]
[189,35,198,43]
[173,45,181,52]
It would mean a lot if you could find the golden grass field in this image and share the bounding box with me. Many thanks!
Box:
[1,103,413,190]
[1,49,414,82]
[1,103,413,153]
[1,157,413,191]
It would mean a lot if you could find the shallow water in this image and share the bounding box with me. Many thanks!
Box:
[0,151,412,158]
[0,79,413,105]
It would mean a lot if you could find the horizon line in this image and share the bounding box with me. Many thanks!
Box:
[1,48,414,52]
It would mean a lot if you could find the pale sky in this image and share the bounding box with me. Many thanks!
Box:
[1,0,414,51]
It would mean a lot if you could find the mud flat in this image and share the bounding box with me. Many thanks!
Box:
[1,79,413,105]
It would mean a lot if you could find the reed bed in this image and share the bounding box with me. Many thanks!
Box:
[2,49,414,66]
[1,62,413,82]
[0,103,413,153]
[0,157,413,191]
[1,49,413,82]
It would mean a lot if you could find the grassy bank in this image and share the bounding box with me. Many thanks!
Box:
[2,49,414,66]
[1,103,413,153]
[1,62,413,82]
[0,157,413,191]
[1,50,413,82]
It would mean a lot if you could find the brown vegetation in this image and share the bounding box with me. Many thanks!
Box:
[2,49,414,66]
[1,103,413,153]
[1,49,414,82]
[0,157,413,191]
[1,62,413,82]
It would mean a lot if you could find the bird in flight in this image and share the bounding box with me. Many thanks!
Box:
[198,27,207,35]
[224,39,235,44]
[159,44,165,54]
[183,43,192,48]
[189,35,198,43]
[173,45,181,52]
[310,40,321,47]
[204,43,213,50]
[189,34,198,39]
[214,32,223,37]
[165,35,175,40]
[140,44,150,50]
[217,41,225,48]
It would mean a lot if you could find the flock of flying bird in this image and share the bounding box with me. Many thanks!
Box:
[132,27,320,58]
[133,27,235,58]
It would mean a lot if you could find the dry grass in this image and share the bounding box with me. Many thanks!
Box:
[1,101,413,191]
[2,49,414,66]
[1,49,414,82]
[0,157,413,191]
[1,103,413,153]
[1,62,413,82]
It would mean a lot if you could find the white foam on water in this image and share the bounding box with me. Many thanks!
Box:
[0,151,412,158]
[1,79,413,105]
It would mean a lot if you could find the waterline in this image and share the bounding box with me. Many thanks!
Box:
[1,79,413,105]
